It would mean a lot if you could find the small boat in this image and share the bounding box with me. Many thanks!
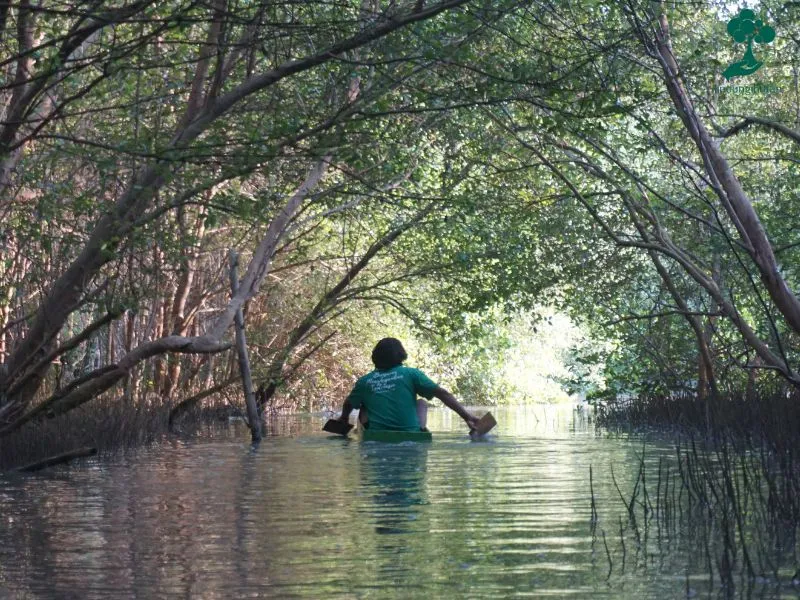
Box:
[360,428,433,443]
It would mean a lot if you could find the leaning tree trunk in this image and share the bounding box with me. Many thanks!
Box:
[650,12,800,337]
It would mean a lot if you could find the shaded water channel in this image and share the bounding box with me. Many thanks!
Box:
[0,405,797,598]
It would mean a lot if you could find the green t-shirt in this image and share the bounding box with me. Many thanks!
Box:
[346,365,438,431]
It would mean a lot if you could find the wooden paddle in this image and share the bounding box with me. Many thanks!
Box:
[323,419,353,436]
[470,412,497,436]
[324,413,494,437]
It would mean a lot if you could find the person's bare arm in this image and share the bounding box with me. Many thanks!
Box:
[338,399,354,422]
[433,387,479,429]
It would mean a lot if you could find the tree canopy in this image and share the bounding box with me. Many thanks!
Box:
[1,0,800,438]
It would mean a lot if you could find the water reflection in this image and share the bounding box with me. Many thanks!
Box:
[360,443,429,537]
[0,405,796,598]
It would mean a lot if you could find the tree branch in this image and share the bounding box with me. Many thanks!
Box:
[0,335,230,435]
[719,116,800,146]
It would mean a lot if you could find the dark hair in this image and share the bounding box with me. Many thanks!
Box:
[371,338,407,370]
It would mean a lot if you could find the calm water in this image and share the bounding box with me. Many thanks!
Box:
[0,405,795,599]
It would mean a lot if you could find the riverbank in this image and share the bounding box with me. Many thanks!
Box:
[0,394,249,472]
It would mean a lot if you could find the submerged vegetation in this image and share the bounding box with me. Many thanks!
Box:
[592,390,800,594]
[0,0,799,464]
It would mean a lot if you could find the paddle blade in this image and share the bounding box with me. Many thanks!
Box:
[323,419,353,436]
[472,412,497,436]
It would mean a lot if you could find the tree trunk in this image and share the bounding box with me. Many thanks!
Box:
[652,12,800,337]
[165,207,207,398]
[229,250,262,443]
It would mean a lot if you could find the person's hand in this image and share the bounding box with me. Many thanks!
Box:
[337,413,350,423]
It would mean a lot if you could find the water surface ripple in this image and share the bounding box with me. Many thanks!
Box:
[0,405,791,598]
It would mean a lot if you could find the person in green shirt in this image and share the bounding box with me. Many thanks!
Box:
[336,338,479,432]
